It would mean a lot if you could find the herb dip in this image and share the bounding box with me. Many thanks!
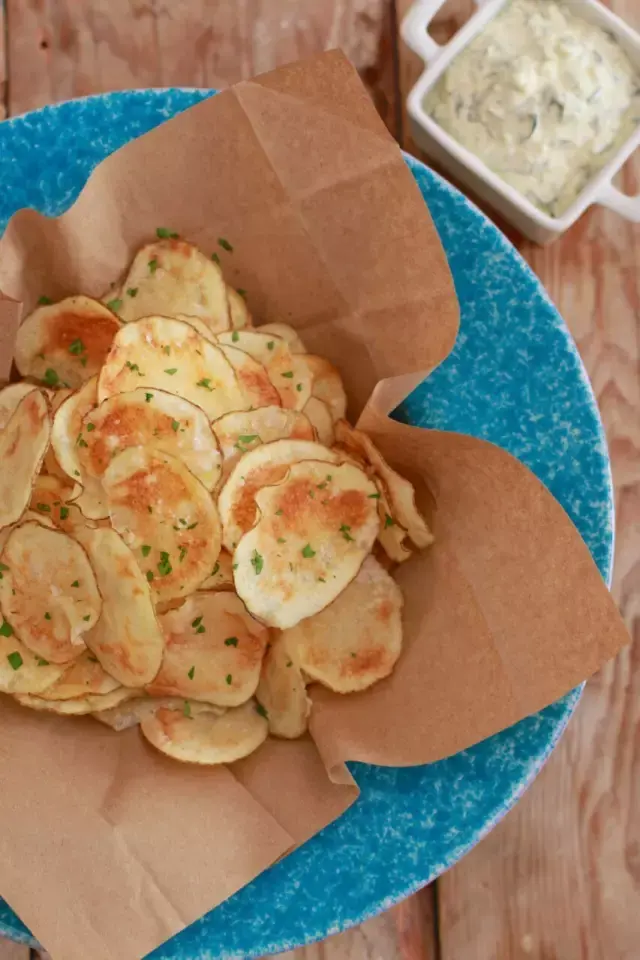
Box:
[425,0,640,217]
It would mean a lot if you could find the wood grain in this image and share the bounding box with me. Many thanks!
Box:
[0,0,6,119]
[0,941,28,960]
[397,1,640,958]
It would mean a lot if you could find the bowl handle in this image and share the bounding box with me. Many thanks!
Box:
[401,0,490,65]
[596,180,640,223]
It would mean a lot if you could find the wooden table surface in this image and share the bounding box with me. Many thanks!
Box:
[0,2,638,959]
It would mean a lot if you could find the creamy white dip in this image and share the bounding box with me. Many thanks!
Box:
[425,0,640,217]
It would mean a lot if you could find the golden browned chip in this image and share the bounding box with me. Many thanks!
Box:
[140,699,268,765]
[335,421,433,549]
[114,239,230,331]
[0,390,51,529]
[41,387,73,479]
[35,649,120,701]
[147,592,269,707]
[0,383,39,429]
[102,447,222,603]
[29,475,87,533]
[218,439,339,552]
[79,388,222,491]
[212,406,315,479]
[15,687,134,715]
[258,322,306,354]
[199,549,235,591]
[0,631,67,694]
[256,633,310,739]
[94,695,224,731]
[217,330,311,410]
[218,344,282,409]
[234,459,379,628]
[280,555,403,693]
[73,526,164,687]
[373,478,412,564]
[50,376,109,519]
[14,296,120,389]
[302,355,347,422]
[0,520,101,663]
[228,288,252,329]
[98,316,247,419]
[303,396,335,446]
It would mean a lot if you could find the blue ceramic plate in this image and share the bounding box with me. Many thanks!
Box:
[0,91,613,958]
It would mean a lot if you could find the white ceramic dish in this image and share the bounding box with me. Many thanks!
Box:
[402,0,640,243]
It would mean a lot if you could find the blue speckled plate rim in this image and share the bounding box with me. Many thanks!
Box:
[0,89,615,956]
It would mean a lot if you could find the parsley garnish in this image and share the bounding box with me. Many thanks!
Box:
[71,580,79,587]
[192,616,203,628]
[251,550,264,575]
[164,368,178,376]
[127,287,138,298]
[275,509,283,516]
[225,673,232,685]
[163,345,171,355]
[146,570,154,582]
[211,252,221,264]
[195,624,205,634]
[38,295,52,305]
[37,657,49,666]
[0,563,8,573]
[301,544,316,558]
[212,562,220,576]
[7,651,22,670]
[43,368,59,387]
[68,338,85,356]
[232,330,239,342]
[125,361,144,375]
[179,546,187,562]
[157,552,172,577]
[148,258,159,273]
[237,289,247,298]
[224,637,239,647]
[188,665,195,679]
[60,506,69,520]
[36,503,51,513]
[218,237,233,252]
[256,703,268,719]
[238,434,258,444]
[44,612,51,620]
[384,513,395,528]
[340,524,355,542]
[141,545,151,558]
[86,422,95,432]
[318,576,326,582]
[368,492,381,499]
[186,521,198,530]
[107,298,123,312]
[281,371,294,378]
[156,227,178,239]
[145,392,153,403]
[0,621,13,638]
[267,341,275,350]
[171,419,180,432]
[196,378,213,390]
[277,537,286,544]
[183,700,192,718]
[83,615,91,622]
[77,434,88,448]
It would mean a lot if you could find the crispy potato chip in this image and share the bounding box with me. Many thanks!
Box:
[212,406,314,479]
[218,344,282,409]
[0,390,51,529]
[280,555,403,693]
[94,695,224,731]
[29,475,86,532]
[79,388,221,491]
[74,526,164,687]
[141,699,268,765]
[302,355,347,422]
[218,439,340,552]
[174,313,218,344]
[373,478,412,563]
[0,520,101,663]
[217,330,311,410]
[0,383,38,429]
[15,687,134,715]
[114,239,230,331]
[103,447,222,603]
[0,510,57,556]
[258,322,306,354]
[36,649,120,701]
[304,396,335,446]
[199,549,235,591]
[147,592,268,706]
[98,316,247,420]
[41,387,73,479]
[335,421,433,549]
[0,632,66,695]
[234,459,379,628]
[50,376,109,519]
[15,296,120,389]
[256,633,310,739]
[228,288,252,329]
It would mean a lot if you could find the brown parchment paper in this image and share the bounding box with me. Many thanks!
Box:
[0,50,629,960]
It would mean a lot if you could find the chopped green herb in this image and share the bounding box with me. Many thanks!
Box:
[317,482,327,490]
[192,616,203,629]
[301,544,316,558]
[36,503,51,513]
[238,435,258,444]
[225,673,232,685]
[38,295,53,305]
[183,700,192,718]
[179,518,188,526]
[37,657,49,666]
[0,563,8,573]
[43,368,59,387]
[77,434,88,448]
[60,506,69,520]
[107,298,123,312]
[224,637,239,647]
[186,521,198,530]
[308,490,315,499]
[74,470,80,477]
[188,665,195,679]
[36,352,45,359]
[286,659,293,667]
[179,546,187,562]
[318,576,326,582]
[256,703,268,719]
[125,360,144,375]
[340,524,354,542]
[281,371,294,378]
[326,475,332,481]
[231,330,240,342]
[83,615,91,622]
[7,651,22,670]
[384,513,395,528]
[368,492,381,499]
[156,227,178,239]
[44,612,52,620]
[71,580,79,587]
[146,570,154,582]
[211,252,221,264]
[148,258,159,273]
[85,422,95,432]
[68,338,85,356]
[196,378,213,390]
[275,509,283,516]
[251,550,264,575]
[127,287,138,298]
[141,545,151,558]
[233,563,239,570]
[267,341,275,351]
[80,357,88,367]
[237,288,247,298]
[351,652,357,658]
[277,537,286,544]
[195,624,205,634]
[0,621,13,638]
[218,237,233,252]
[212,562,220,576]
[164,368,178,376]
[171,419,180,432]
[157,552,172,577]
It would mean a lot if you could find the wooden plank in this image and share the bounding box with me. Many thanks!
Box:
[0,938,29,960]
[0,0,6,119]
[396,1,640,957]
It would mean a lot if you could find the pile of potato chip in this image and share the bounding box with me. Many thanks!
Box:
[0,236,432,765]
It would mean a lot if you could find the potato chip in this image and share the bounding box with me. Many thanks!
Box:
[79,388,221,491]
[50,376,108,520]
[94,695,224,731]
[74,526,164,687]
[29,475,86,532]
[35,649,121,701]
[0,382,38,429]
[373,478,412,563]
[102,447,222,603]
[15,296,120,389]
[0,511,56,558]
[218,344,281,409]
[15,686,134,715]
[256,633,310,739]
[41,387,73,479]
[301,355,347,422]
[280,555,403,693]
[0,520,102,663]
[335,421,433,549]
[114,239,230,331]
[218,439,340,552]
[228,288,252,329]
[98,316,247,420]
[258,322,306,354]
[199,549,235,591]
[174,314,218,344]
[212,406,314,478]
[147,592,268,706]
[217,330,311,410]
[0,632,66,695]
[234,459,379,629]
[303,396,334,446]
[140,699,268,765]
[0,390,51,529]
